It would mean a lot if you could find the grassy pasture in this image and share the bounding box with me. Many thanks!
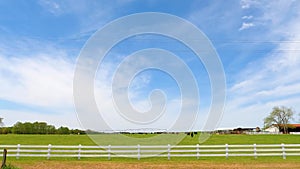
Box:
[181,134,300,145]
[1,134,300,168]
[0,134,300,145]
[0,134,95,145]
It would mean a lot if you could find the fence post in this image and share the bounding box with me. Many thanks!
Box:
[253,144,257,159]
[281,143,286,159]
[196,144,200,159]
[137,144,140,160]
[108,145,111,160]
[16,144,20,160]
[225,144,228,159]
[47,144,51,160]
[167,144,171,160]
[78,144,81,160]
[1,149,7,168]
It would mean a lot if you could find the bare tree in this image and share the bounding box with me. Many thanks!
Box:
[264,106,294,134]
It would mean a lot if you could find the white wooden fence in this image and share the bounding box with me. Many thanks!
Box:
[1,144,300,160]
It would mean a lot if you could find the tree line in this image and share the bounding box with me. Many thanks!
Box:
[0,121,85,135]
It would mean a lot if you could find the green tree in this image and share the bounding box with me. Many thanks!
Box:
[1,127,12,134]
[264,106,295,134]
[57,126,70,134]
[46,125,56,134]
[8,121,85,135]
[12,122,23,134]
[70,129,85,135]
[23,122,33,134]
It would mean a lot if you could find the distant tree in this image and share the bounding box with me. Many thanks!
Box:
[57,126,70,134]
[70,129,85,135]
[46,125,56,134]
[12,122,23,134]
[4,127,12,134]
[4,121,85,135]
[264,106,295,134]
[38,122,47,134]
[23,122,33,134]
[0,126,15,134]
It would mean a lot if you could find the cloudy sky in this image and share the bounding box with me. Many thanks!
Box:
[0,0,300,130]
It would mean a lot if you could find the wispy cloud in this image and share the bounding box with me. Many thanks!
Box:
[221,1,300,127]
[1,0,300,130]
[242,15,253,20]
[0,36,78,127]
[239,22,254,31]
[38,0,62,16]
[0,52,74,109]
[240,0,260,9]
[91,50,202,131]
[37,0,134,41]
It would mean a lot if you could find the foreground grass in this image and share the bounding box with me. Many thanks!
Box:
[2,164,20,169]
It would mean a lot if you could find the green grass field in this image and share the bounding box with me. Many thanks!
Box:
[181,134,300,145]
[1,134,300,168]
[0,134,300,145]
[0,134,95,145]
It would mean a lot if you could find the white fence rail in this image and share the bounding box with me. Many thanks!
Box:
[1,144,300,160]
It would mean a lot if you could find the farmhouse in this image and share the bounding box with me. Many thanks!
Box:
[265,125,280,133]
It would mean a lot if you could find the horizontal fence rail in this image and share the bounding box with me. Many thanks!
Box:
[1,144,300,160]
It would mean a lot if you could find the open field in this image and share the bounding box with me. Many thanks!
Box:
[0,134,95,145]
[181,134,300,145]
[1,134,300,168]
[1,134,300,145]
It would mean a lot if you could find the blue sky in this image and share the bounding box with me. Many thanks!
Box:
[1,0,300,130]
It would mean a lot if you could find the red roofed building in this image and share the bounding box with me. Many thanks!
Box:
[265,124,300,133]
[288,124,300,132]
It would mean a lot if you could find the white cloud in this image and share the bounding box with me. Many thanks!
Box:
[242,15,253,20]
[2,0,300,131]
[91,52,202,131]
[222,10,300,127]
[241,0,250,9]
[38,0,62,16]
[260,0,298,27]
[37,0,133,39]
[0,38,79,127]
[239,0,299,35]
[226,49,300,127]
[239,22,254,31]
[240,0,260,9]
[0,54,74,109]
[189,2,244,34]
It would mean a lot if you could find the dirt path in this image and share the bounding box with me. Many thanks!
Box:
[13,161,300,169]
